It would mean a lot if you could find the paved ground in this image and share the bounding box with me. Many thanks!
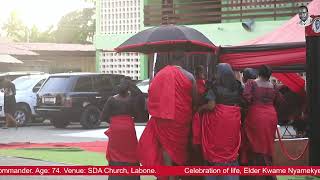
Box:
[0,121,108,143]
[0,120,296,144]
[0,121,147,144]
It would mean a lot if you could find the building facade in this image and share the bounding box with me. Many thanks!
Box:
[95,0,146,80]
[95,0,311,80]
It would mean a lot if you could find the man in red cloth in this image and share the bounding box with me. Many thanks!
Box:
[138,51,197,180]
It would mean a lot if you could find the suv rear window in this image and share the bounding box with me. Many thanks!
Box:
[40,76,72,93]
[74,77,94,92]
[94,76,113,91]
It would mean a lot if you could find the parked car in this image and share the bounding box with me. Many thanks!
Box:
[136,79,149,94]
[35,73,124,129]
[12,74,49,126]
[0,71,45,81]
[0,91,4,121]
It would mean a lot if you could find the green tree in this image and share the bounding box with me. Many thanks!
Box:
[28,25,55,43]
[54,8,95,44]
[2,11,28,42]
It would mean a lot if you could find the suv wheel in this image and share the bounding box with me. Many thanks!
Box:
[51,118,70,128]
[80,105,101,129]
[14,104,31,127]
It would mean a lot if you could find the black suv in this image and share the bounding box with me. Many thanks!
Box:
[35,73,124,129]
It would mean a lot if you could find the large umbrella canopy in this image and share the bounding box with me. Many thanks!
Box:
[115,25,217,53]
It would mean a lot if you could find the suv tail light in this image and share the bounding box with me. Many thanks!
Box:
[64,96,72,108]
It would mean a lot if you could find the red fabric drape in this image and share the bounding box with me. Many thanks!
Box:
[220,47,306,70]
[148,65,193,122]
[104,115,138,163]
[138,65,194,167]
[202,104,241,163]
[272,73,306,96]
[196,79,206,95]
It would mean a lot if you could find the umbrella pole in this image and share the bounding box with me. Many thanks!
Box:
[152,53,157,78]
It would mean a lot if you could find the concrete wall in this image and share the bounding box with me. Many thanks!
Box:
[3,56,96,73]
[95,0,291,79]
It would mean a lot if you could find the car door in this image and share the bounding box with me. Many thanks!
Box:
[72,76,98,109]
[30,78,46,114]
[93,75,115,108]
[0,90,4,118]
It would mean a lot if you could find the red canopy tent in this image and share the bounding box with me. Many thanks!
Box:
[220,0,320,69]
[219,0,320,95]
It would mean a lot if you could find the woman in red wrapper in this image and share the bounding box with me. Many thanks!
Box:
[101,78,140,180]
[241,65,282,180]
[138,51,197,180]
[200,63,242,180]
[193,65,207,146]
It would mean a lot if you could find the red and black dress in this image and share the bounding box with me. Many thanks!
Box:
[241,80,282,168]
[201,86,242,166]
[101,96,139,180]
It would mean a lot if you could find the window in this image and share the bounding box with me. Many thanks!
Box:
[33,79,46,91]
[94,76,113,91]
[74,77,94,92]
[39,77,72,93]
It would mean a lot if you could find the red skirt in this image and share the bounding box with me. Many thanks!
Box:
[240,104,278,164]
[105,115,138,163]
[202,104,241,163]
[137,117,191,166]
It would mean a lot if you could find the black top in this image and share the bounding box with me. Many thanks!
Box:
[206,83,243,106]
[101,96,134,123]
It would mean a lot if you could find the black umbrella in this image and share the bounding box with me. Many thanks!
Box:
[115,25,217,53]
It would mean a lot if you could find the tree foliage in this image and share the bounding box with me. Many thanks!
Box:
[2,8,95,44]
[2,11,27,42]
[54,8,95,44]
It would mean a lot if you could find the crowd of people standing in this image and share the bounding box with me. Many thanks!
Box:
[101,51,306,180]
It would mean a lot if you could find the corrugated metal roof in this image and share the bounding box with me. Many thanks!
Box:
[0,55,23,64]
[0,43,38,55]
[0,42,95,56]
[15,43,95,52]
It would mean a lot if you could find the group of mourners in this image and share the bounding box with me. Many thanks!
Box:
[101,51,306,180]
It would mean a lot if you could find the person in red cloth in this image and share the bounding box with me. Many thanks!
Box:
[190,65,207,173]
[193,65,207,146]
[138,51,197,180]
[199,63,242,180]
[195,65,206,95]
[101,78,140,180]
[241,65,282,180]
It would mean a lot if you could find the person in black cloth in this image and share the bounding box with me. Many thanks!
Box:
[0,77,17,129]
[122,76,148,123]
[101,78,141,180]
[199,63,243,180]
